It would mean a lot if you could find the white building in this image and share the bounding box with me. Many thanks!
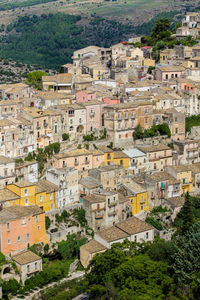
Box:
[46,167,79,208]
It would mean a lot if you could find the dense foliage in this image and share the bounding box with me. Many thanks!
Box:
[58,234,87,260]
[133,123,171,140]
[186,114,200,132]
[0,0,56,11]
[26,70,47,90]
[0,10,184,69]
[0,14,86,69]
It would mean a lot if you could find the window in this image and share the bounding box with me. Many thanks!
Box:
[8,239,11,245]
[154,163,156,170]
[51,203,54,210]
[118,113,121,120]
[134,236,137,242]
[146,232,149,239]
[40,195,43,202]
[145,118,148,125]
[141,204,144,211]
[171,74,174,78]
[79,118,82,123]
[131,199,133,203]
[22,217,26,225]
[175,128,178,134]
[125,121,128,129]
[108,198,110,205]
[132,120,135,128]
[27,265,30,273]
[24,189,28,196]
[120,160,123,166]
[18,235,21,241]
[50,193,53,200]
[145,108,148,114]
[118,122,121,130]
[54,125,57,134]
[38,226,40,230]
[26,233,30,240]
[175,74,178,78]
[175,117,178,122]
[165,74,168,80]
[35,262,38,270]
[7,223,10,231]
[35,215,39,223]
[107,153,111,160]
[25,198,28,206]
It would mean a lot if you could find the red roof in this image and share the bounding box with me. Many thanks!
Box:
[121,41,127,44]
[141,46,152,49]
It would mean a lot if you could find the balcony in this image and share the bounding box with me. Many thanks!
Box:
[90,112,95,118]
[44,123,48,128]
[92,206,105,212]
[85,160,90,164]
[124,114,129,120]
[95,214,103,219]
[108,202,117,208]
[108,210,117,217]
[36,125,40,130]
[131,114,135,119]
[74,161,79,166]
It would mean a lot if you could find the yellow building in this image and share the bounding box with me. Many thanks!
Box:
[119,181,149,215]
[32,208,49,245]
[92,66,107,80]
[6,180,58,212]
[98,146,129,169]
[143,58,155,67]
[113,151,129,169]
[166,165,193,195]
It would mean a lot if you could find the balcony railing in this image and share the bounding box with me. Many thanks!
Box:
[95,215,103,219]
[108,202,117,208]
[74,161,79,166]
[85,160,90,164]
[90,112,95,118]
[108,210,117,217]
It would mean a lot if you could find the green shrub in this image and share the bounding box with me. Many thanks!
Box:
[62,133,69,141]
[146,216,163,231]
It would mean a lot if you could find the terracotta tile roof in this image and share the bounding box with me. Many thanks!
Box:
[115,217,153,235]
[114,151,129,159]
[0,156,14,164]
[0,205,42,223]
[80,240,106,254]
[12,181,34,188]
[158,65,185,72]
[97,226,129,242]
[137,145,171,153]
[12,250,41,265]
[0,189,20,202]
[42,73,73,83]
[35,180,58,194]
[54,148,92,159]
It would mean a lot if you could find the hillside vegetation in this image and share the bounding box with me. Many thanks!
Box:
[0,10,182,69]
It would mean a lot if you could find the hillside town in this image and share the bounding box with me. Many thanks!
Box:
[1,11,200,299]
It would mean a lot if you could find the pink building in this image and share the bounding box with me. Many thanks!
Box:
[103,97,120,105]
[80,100,105,132]
[76,90,96,103]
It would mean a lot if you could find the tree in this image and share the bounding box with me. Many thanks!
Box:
[25,70,47,90]
[171,222,200,284]
[133,124,144,140]
[62,133,69,141]
[45,216,51,230]
[174,192,194,234]
[2,279,20,298]
[151,18,171,40]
